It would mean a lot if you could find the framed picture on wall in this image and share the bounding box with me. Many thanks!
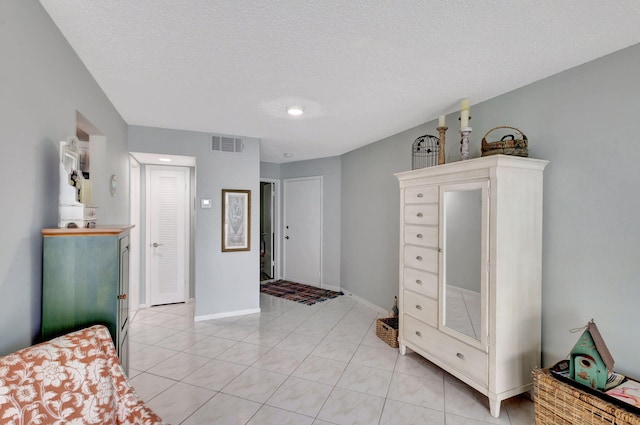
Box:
[222,189,251,252]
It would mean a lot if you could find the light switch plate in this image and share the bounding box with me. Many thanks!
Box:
[200,198,212,209]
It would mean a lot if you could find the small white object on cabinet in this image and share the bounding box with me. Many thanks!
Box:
[395,155,548,418]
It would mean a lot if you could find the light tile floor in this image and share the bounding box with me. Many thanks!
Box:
[128,293,534,424]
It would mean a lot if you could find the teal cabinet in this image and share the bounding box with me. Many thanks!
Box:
[41,226,132,373]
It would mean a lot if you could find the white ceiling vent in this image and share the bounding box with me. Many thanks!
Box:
[212,135,244,153]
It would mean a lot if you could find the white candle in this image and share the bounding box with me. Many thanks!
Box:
[438,115,445,127]
[460,99,470,128]
[460,110,469,128]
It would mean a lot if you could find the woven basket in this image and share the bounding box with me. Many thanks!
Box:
[481,126,528,157]
[376,317,399,348]
[533,368,640,425]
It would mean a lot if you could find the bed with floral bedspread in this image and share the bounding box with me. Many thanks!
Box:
[0,325,163,424]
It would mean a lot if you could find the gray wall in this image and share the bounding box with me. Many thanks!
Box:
[0,0,130,354]
[280,157,342,288]
[492,45,640,376]
[260,162,281,180]
[341,43,640,376]
[341,126,415,311]
[128,126,260,318]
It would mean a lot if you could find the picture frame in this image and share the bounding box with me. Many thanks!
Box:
[222,189,251,252]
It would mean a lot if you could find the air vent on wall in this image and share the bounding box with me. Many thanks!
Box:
[212,135,244,153]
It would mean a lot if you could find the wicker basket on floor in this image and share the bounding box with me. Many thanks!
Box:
[533,368,640,425]
[376,317,399,348]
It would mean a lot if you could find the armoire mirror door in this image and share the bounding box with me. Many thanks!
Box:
[440,180,489,349]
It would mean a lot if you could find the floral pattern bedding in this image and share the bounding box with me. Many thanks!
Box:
[0,325,164,424]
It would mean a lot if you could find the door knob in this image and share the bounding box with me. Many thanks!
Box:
[117,293,127,300]
[285,236,290,240]
[152,242,163,247]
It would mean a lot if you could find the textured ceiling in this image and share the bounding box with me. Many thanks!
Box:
[39,1,640,163]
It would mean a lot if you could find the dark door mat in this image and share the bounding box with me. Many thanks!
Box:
[260,280,344,305]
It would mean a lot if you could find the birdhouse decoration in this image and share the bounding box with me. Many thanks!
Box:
[569,320,615,390]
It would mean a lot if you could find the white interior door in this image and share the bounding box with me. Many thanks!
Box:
[147,166,188,305]
[262,182,274,279]
[284,177,322,286]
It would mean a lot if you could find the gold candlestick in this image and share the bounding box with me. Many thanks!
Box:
[437,126,448,165]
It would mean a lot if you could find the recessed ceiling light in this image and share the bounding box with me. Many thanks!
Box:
[283,153,294,158]
[286,106,304,116]
[158,157,172,162]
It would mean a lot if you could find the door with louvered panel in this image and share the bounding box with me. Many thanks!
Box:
[147,166,188,306]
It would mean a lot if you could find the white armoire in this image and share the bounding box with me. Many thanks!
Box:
[395,155,548,417]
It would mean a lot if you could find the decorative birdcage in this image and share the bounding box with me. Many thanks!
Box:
[412,135,439,170]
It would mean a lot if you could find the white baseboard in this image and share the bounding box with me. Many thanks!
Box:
[340,290,388,315]
[322,283,342,292]
[195,307,261,322]
[137,299,191,311]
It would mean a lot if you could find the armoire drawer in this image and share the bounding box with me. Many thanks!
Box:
[403,245,438,273]
[405,186,438,204]
[404,204,438,226]
[404,225,438,248]
[403,267,438,299]
[403,315,488,387]
[403,290,437,326]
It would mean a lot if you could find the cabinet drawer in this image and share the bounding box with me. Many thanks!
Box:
[404,225,438,248]
[405,186,438,204]
[403,315,488,386]
[403,290,437,326]
[403,267,438,298]
[404,245,438,273]
[404,204,438,226]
